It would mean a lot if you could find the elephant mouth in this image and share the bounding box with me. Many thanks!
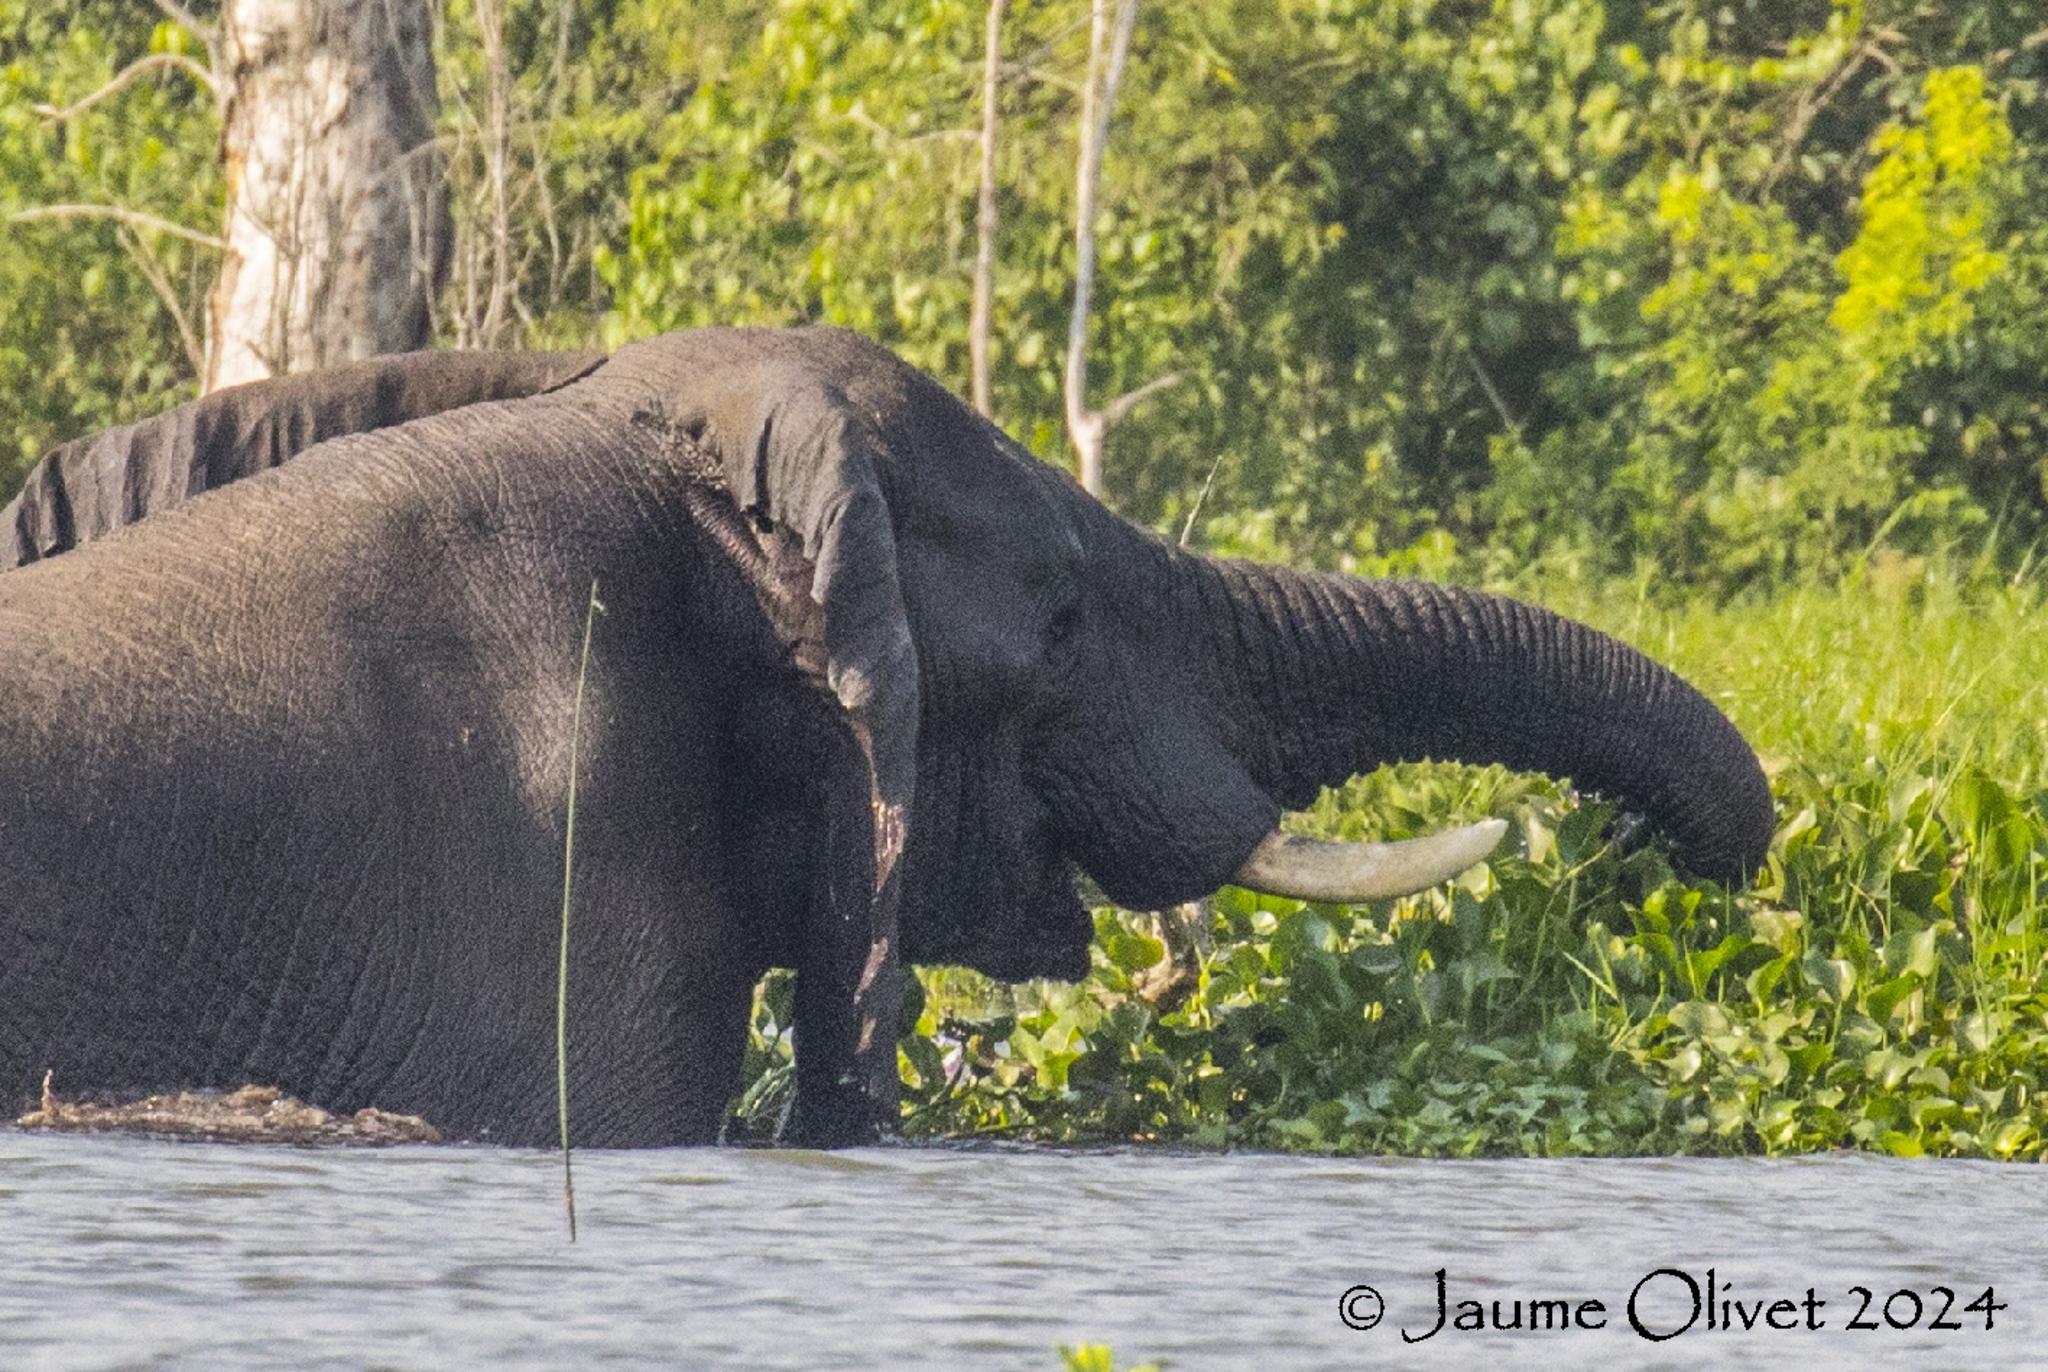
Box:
[902,796,1506,984]
[914,708,1510,983]
[1032,724,1511,919]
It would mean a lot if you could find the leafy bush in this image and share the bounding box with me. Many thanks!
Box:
[1493,51,2048,589]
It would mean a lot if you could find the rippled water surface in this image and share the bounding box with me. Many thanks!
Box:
[2,1131,2041,1369]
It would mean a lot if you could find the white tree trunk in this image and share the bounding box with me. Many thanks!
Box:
[969,0,1008,419]
[205,0,447,393]
[1064,0,1175,499]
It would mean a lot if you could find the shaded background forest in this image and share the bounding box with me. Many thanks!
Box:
[4,0,2044,593]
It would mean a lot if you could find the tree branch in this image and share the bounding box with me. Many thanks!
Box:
[1465,350,1520,437]
[994,61,1083,95]
[116,225,206,379]
[477,0,515,346]
[1761,40,1883,198]
[31,53,217,123]
[9,204,226,249]
[1098,370,1181,429]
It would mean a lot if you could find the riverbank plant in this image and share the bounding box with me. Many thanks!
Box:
[1058,1347,1158,1372]
[741,563,2048,1160]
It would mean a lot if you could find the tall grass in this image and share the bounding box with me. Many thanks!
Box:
[740,568,2048,1160]
[556,581,604,1239]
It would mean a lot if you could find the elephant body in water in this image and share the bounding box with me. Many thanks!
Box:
[0,327,1772,1145]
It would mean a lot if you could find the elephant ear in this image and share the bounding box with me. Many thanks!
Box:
[2,349,604,568]
[711,382,919,902]
[666,365,919,1140]
[600,330,921,1139]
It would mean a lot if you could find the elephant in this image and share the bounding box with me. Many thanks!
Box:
[1,347,602,569]
[0,326,1774,1147]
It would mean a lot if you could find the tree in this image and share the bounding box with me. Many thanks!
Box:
[205,0,447,390]
[968,0,1007,418]
[1062,0,1174,498]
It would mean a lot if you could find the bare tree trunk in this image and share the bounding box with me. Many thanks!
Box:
[1063,0,1175,499]
[205,0,449,393]
[969,0,1008,419]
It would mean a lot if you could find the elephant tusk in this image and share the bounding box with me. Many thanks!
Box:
[1230,818,1508,902]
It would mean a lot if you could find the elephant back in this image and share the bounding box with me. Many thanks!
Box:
[1,349,603,569]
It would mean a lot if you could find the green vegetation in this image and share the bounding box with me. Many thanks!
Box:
[8,1,2044,586]
[1058,1346,1158,1372]
[5,1,2047,1159]
[0,0,215,467]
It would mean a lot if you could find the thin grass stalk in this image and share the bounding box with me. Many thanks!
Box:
[558,578,604,1241]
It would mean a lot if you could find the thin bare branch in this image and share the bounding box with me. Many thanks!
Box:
[32,53,217,123]
[1761,40,1883,197]
[9,204,226,249]
[549,0,575,122]
[475,0,515,345]
[528,123,568,318]
[970,0,1009,418]
[1098,370,1181,429]
[1465,351,1520,436]
[1178,448,1227,549]
[839,106,976,148]
[1012,12,1094,72]
[116,225,206,378]
[151,0,212,33]
[994,61,1083,95]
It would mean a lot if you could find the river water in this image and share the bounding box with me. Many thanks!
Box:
[1,1132,2039,1370]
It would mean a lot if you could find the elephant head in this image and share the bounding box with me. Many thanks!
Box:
[592,330,1771,978]
[0,326,1771,1146]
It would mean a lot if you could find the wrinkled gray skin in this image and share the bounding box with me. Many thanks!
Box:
[0,327,1773,1147]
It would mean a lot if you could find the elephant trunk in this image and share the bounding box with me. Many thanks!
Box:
[1194,561,1773,884]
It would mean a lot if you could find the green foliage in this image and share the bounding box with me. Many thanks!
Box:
[432,0,760,347]
[602,0,1616,559]
[1058,1346,1159,1372]
[6,0,2044,591]
[0,0,218,489]
[1495,25,2048,589]
[0,0,756,479]
[591,0,2048,587]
